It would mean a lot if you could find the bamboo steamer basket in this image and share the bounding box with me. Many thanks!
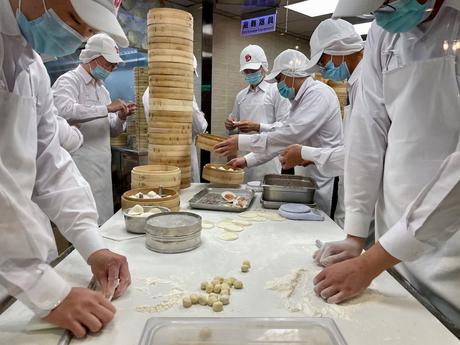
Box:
[202,163,244,185]
[148,24,193,39]
[148,47,194,57]
[147,8,193,25]
[147,14,193,28]
[148,134,192,146]
[150,98,193,112]
[150,111,193,123]
[196,133,227,152]
[150,75,194,89]
[121,187,180,211]
[149,156,191,168]
[148,68,193,78]
[149,144,191,158]
[149,62,194,73]
[149,121,192,131]
[131,165,181,191]
[148,36,193,48]
[149,87,193,101]
[148,53,193,65]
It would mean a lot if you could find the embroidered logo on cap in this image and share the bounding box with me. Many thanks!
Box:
[114,0,122,10]
[245,54,252,62]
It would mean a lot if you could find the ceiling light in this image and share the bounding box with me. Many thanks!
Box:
[285,0,339,17]
[353,22,372,36]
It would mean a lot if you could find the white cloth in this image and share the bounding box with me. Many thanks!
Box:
[240,77,343,215]
[299,61,363,227]
[345,3,460,319]
[142,88,207,182]
[0,0,105,317]
[56,116,83,153]
[52,65,124,225]
[229,80,290,182]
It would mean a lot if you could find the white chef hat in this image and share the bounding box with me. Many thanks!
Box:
[79,33,124,64]
[239,45,269,72]
[265,49,310,82]
[333,0,384,17]
[305,19,364,73]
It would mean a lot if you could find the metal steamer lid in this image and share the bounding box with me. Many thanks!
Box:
[146,212,202,238]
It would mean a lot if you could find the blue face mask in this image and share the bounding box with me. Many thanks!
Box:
[90,64,111,81]
[277,80,296,100]
[244,71,264,86]
[321,58,350,81]
[374,0,435,33]
[16,0,85,57]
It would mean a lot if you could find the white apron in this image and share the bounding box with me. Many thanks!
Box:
[238,92,281,182]
[380,24,460,321]
[71,101,113,225]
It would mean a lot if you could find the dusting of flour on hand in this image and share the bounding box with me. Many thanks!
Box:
[265,264,383,319]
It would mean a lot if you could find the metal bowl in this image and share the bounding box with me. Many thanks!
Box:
[145,212,202,253]
[123,206,170,234]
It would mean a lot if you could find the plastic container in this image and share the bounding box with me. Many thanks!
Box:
[138,317,348,345]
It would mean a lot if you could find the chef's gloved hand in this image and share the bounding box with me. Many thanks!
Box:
[225,116,237,131]
[227,157,247,169]
[235,120,260,133]
[313,235,366,267]
[43,287,115,338]
[214,135,239,157]
[87,249,131,300]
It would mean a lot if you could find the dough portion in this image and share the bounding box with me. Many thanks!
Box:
[232,219,252,227]
[219,232,239,241]
[216,222,244,232]
[202,220,215,229]
[238,211,259,219]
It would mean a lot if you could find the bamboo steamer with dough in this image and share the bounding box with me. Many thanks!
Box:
[202,163,244,186]
[196,133,227,152]
[131,165,181,191]
[121,187,180,211]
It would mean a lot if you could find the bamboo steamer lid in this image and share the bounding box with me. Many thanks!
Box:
[196,133,227,152]
[148,36,193,48]
[147,13,193,28]
[131,165,181,191]
[148,132,192,145]
[149,75,193,89]
[202,163,244,186]
[148,25,193,41]
[150,98,193,112]
[147,8,193,24]
[121,187,180,211]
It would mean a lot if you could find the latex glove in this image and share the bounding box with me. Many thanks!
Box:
[313,236,366,267]
[107,99,128,114]
[313,256,374,304]
[235,120,260,133]
[225,116,237,131]
[43,287,115,338]
[87,249,131,300]
[313,242,400,304]
[214,135,239,157]
[279,144,305,169]
[127,102,137,115]
[227,157,247,169]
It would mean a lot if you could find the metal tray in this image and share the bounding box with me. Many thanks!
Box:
[260,197,316,210]
[189,187,255,212]
[262,174,317,204]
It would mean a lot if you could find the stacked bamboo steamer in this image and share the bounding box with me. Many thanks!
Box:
[314,75,348,118]
[131,165,181,191]
[147,8,194,189]
[127,67,149,151]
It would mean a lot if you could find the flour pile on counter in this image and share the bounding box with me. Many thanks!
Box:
[265,264,384,319]
[135,277,185,313]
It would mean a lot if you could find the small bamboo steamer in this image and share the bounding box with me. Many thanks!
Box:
[131,165,181,191]
[147,8,193,25]
[150,98,193,112]
[148,132,192,145]
[150,75,193,89]
[196,133,227,152]
[149,144,191,158]
[148,36,193,48]
[121,187,180,211]
[149,62,194,72]
[202,163,244,185]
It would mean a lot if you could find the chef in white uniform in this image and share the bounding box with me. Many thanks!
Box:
[280,19,365,228]
[225,45,291,182]
[53,33,136,225]
[313,0,460,324]
[217,49,343,215]
[0,0,131,337]
[142,55,208,182]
